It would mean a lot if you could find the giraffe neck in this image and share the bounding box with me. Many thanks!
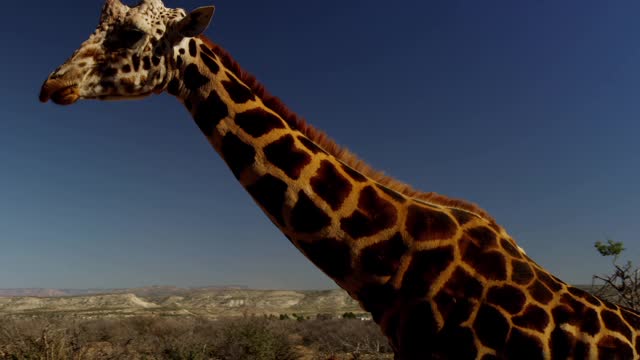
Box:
[166,36,410,302]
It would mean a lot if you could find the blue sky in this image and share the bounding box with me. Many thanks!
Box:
[1,0,638,290]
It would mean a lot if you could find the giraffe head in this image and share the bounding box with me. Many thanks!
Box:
[39,0,214,105]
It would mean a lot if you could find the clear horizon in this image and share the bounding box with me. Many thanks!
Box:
[1,0,638,289]
[0,281,605,291]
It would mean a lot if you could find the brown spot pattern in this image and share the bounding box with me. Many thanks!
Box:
[234,108,285,138]
[183,63,209,90]
[486,285,526,314]
[395,301,439,358]
[201,52,220,74]
[434,291,476,327]
[460,235,507,281]
[505,328,544,359]
[356,283,396,322]
[220,133,255,180]
[297,238,351,280]
[222,73,255,103]
[405,204,457,242]
[450,208,475,226]
[264,135,311,180]
[132,54,140,71]
[601,309,632,341]
[188,38,197,56]
[500,238,522,258]
[597,336,634,359]
[401,246,454,298]
[433,322,478,359]
[290,191,331,233]
[535,268,563,292]
[550,327,575,359]
[603,300,619,311]
[394,301,482,359]
[440,267,483,300]
[340,186,397,239]
[620,308,640,332]
[568,286,601,307]
[434,268,482,325]
[359,232,407,277]
[310,160,352,210]
[512,259,534,285]
[193,90,228,136]
[246,175,287,226]
[466,227,497,247]
[142,56,151,70]
[529,280,553,304]
[552,305,575,327]
[581,308,601,336]
[558,293,601,335]
[200,43,216,58]
[513,304,549,332]
[473,304,509,350]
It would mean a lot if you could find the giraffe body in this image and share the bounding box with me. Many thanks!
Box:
[40,1,640,358]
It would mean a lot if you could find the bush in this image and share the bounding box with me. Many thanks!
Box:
[342,312,356,319]
[293,318,392,358]
[0,315,392,359]
[212,317,298,360]
[593,240,640,311]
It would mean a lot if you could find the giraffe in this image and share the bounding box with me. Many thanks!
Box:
[39,0,640,358]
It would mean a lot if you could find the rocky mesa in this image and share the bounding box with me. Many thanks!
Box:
[0,288,365,319]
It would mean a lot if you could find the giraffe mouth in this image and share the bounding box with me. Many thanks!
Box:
[39,79,80,105]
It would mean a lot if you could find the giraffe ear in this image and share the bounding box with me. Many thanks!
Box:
[177,6,215,38]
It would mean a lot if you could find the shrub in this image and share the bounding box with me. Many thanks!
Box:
[0,315,391,359]
[212,317,299,360]
[593,240,640,311]
[293,318,392,358]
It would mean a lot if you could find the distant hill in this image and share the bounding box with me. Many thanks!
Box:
[0,287,362,319]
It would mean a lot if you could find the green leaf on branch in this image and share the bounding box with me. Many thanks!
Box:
[594,239,625,258]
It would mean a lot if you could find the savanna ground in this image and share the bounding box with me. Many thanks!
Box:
[0,315,393,360]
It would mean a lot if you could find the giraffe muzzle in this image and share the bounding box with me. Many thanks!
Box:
[39,78,80,105]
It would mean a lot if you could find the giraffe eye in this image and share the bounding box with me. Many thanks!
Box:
[104,28,146,50]
[118,29,146,48]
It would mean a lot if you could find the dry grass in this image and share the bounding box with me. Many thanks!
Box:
[0,315,392,360]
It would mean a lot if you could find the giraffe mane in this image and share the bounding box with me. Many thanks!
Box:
[199,36,496,222]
